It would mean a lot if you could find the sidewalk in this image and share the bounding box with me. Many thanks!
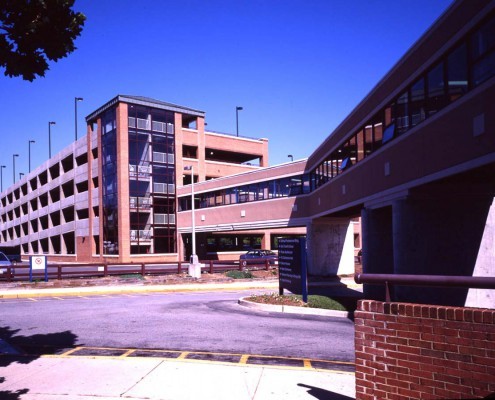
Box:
[0,354,355,400]
[0,276,358,399]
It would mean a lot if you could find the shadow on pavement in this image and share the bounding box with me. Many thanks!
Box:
[298,383,353,400]
[0,326,78,400]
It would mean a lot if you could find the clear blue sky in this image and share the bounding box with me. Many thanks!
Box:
[0,0,453,185]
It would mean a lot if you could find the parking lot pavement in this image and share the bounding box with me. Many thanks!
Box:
[0,354,355,400]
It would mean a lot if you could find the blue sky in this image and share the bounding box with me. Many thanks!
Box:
[0,0,453,186]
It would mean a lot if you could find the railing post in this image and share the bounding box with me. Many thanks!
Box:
[58,265,62,280]
[385,281,391,302]
[7,266,11,283]
[265,259,269,271]
[104,262,108,277]
[178,262,182,274]
[141,263,145,276]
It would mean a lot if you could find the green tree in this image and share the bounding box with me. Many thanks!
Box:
[0,0,85,81]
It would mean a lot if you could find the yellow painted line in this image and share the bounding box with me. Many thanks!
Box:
[120,349,136,358]
[239,354,249,364]
[177,352,189,360]
[303,359,312,369]
[60,347,83,356]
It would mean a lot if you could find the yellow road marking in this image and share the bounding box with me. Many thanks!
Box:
[303,359,312,369]
[120,349,136,358]
[239,354,249,364]
[177,352,190,360]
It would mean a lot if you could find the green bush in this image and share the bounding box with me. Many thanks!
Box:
[225,270,253,279]
[296,295,347,311]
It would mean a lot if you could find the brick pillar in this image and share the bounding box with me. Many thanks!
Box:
[116,103,130,262]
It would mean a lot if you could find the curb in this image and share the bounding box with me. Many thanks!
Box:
[0,280,280,299]
[238,297,353,319]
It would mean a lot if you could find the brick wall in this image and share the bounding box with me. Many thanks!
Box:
[355,300,495,399]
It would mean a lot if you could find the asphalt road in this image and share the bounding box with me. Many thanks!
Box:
[0,290,355,362]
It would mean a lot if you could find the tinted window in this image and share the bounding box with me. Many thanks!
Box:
[447,42,468,100]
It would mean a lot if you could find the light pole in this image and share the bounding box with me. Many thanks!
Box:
[236,106,243,137]
[75,97,83,141]
[29,140,35,172]
[48,121,56,158]
[0,165,5,192]
[184,165,196,260]
[288,154,294,162]
[12,154,18,184]
[19,173,24,180]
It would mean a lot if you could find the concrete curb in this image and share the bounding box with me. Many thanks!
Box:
[238,297,353,319]
[0,280,280,299]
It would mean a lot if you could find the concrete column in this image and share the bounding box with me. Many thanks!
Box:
[306,217,354,276]
[361,206,393,300]
[466,197,495,308]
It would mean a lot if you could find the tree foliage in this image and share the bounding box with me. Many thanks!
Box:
[0,0,85,81]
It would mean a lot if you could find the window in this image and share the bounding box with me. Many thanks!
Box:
[427,62,446,116]
[447,42,468,100]
[410,77,425,127]
[471,16,495,86]
[396,91,409,134]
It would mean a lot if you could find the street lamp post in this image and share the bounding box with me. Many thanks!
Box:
[19,173,24,180]
[236,106,243,137]
[48,121,56,158]
[0,165,5,192]
[288,154,294,162]
[75,97,83,141]
[29,140,35,172]
[12,154,18,184]
[184,165,201,278]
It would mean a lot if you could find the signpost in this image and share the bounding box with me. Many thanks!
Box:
[278,237,308,302]
[30,255,47,282]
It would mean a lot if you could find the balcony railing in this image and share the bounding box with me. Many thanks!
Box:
[130,196,152,210]
[130,229,152,241]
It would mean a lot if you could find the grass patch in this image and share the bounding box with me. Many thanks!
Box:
[225,270,253,279]
[247,293,352,311]
[118,274,144,280]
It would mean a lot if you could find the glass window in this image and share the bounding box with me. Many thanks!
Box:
[447,42,468,100]
[410,78,425,127]
[396,91,409,134]
[427,62,446,116]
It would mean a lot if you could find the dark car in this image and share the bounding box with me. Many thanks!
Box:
[239,250,278,267]
[0,251,13,276]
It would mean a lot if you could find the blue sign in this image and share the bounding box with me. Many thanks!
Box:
[278,237,308,302]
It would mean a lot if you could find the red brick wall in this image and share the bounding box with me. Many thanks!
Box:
[355,300,495,399]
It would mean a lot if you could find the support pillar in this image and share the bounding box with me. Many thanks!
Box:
[306,217,354,276]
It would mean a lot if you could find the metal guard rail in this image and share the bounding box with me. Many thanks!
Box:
[1,258,275,282]
[354,273,495,302]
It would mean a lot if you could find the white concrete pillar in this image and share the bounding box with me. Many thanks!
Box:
[306,217,354,276]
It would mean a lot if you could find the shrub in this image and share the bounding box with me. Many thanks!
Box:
[225,270,253,279]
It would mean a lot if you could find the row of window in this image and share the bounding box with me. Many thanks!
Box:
[179,175,311,211]
[310,11,495,189]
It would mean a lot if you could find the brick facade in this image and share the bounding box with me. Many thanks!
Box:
[355,300,495,399]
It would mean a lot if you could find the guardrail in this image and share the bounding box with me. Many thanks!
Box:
[354,273,495,302]
[0,258,276,282]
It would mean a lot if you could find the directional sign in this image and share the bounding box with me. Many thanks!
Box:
[278,237,308,302]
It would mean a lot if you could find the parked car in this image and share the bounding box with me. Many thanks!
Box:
[0,251,13,275]
[239,250,278,267]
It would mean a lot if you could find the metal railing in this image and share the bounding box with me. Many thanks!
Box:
[354,273,495,302]
[0,258,276,282]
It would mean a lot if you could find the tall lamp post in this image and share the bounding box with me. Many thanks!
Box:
[75,97,83,141]
[288,154,294,162]
[19,173,24,180]
[29,140,35,172]
[236,106,243,137]
[12,154,18,184]
[48,121,56,158]
[0,165,5,192]
[184,166,196,259]
[184,165,201,278]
